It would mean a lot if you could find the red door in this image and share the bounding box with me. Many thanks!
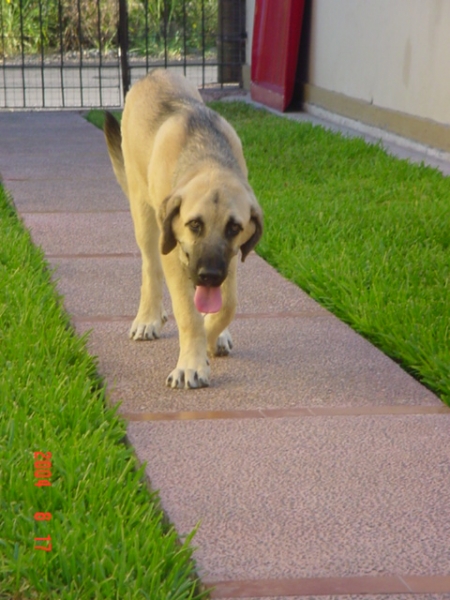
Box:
[251,0,305,111]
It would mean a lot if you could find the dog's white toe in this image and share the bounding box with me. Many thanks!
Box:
[213,329,233,357]
[129,312,167,341]
[166,366,210,389]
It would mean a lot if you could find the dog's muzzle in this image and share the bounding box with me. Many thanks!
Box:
[192,254,227,314]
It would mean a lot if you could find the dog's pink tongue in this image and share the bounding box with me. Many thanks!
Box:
[194,286,222,314]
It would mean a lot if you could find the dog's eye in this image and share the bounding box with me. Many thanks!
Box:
[188,220,203,234]
[226,221,242,238]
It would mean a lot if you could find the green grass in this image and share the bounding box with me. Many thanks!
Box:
[88,103,449,406]
[86,109,119,129]
[0,185,205,598]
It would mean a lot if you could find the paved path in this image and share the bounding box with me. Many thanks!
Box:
[1,108,450,599]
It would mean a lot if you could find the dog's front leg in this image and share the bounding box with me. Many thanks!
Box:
[162,254,210,389]
[205,256,237,357]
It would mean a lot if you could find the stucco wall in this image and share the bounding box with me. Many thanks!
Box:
[308,0,450,126]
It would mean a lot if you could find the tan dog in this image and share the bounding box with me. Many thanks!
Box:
[104,69,262,389]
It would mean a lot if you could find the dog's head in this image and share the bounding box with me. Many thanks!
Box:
[158,171,262,310]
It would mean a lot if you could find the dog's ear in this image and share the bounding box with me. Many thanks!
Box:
[159,195,182,255]
[240,204,263,262]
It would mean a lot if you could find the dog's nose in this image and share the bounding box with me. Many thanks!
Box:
[197,267,225,287]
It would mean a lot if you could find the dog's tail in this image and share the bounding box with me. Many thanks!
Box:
[104,111,129,198]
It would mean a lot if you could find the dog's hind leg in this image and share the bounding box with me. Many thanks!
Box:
[129,196,167,340]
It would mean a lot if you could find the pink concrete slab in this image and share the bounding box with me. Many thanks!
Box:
[237,254,329,316]
[127,415,450,582]
[220,597,450,600]
[4,177,125,213]
[0,110,83,136]
[210,574,450,597]
[48,256,143,318]
[0,111,116,193]
[219,595,450,600]
[74,315,439,413]
[22,211,136,256]
[2,158,114,180]
[46,253,329,319]
[0,110,103,143]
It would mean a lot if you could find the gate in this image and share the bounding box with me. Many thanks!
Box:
[0,0,245,109]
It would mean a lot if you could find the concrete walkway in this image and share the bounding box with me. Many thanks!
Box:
[1,107,450,600]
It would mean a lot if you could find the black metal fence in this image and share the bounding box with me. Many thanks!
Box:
[0,0,245,108]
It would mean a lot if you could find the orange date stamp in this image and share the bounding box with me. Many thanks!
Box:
[33,451,52,552]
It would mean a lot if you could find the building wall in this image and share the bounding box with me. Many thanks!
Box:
[307,0,450,126]
[245,0,450,149]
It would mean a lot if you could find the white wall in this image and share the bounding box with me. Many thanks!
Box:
[308,0,450,126]
[246,0,450,127]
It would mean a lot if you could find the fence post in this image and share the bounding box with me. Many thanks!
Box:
[118,0,130,99]
[218,0,246,85]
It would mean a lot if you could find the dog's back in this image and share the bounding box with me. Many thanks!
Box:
[123,69,204,135]
[105,69,248,198]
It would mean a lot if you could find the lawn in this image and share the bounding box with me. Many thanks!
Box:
[89,102,450,406]
[0,184,205,598]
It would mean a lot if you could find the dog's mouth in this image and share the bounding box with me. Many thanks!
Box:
[190,252,228,314]
[194,285,222,314]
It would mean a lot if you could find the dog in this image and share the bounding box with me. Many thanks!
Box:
[104,69,263,389]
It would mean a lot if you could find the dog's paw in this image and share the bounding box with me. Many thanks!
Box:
[129,312,168,341]
[166,365,210,389]
[210,329,233,357]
